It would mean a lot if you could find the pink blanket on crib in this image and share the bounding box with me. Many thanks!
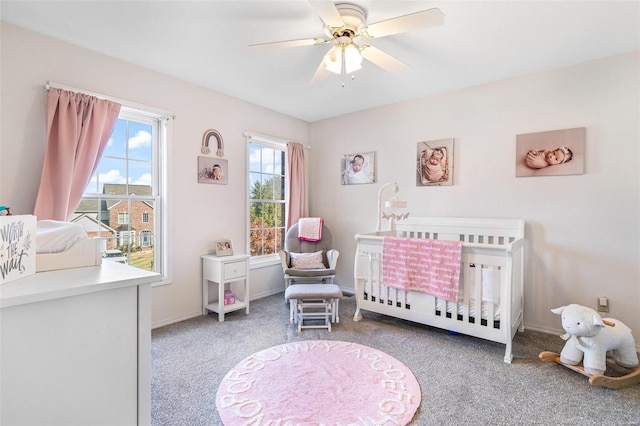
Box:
[382,237,462,302]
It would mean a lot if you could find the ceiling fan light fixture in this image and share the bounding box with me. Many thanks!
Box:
[344,43,362,73]
[323,45,343,74]
[323,42,363,75]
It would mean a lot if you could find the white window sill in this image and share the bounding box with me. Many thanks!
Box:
[250,255,281,270]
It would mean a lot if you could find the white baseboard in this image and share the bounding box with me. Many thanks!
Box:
[523,323,640,352]
[522,324,562,335]
[152,311,202,329]
[151,289,286,329]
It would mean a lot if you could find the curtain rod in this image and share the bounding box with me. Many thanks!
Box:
[45,81,176,120]
[244,131,310,149]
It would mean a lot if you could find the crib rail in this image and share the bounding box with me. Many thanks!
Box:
[353,217,525,363]
[395,216,523,244]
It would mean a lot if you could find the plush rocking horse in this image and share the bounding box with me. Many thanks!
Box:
[539,304,640,389]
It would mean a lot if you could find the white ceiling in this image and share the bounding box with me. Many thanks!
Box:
[1,1,639,122]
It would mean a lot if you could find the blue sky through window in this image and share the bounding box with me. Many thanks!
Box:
[248,143,284,200]
[85,118,153,194]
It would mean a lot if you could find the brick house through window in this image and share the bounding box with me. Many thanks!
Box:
[104,184,155,251]
[72,184,155,252]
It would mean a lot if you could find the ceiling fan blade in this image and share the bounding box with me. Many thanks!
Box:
[361,45,409,74]
[307,0,345,28]
[363,8,444,38]
[248,38,326,50]
[310,62,330,85]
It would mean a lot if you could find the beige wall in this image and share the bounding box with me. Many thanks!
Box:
[2,22,639,336]
[0,22,310,327]
[309,52,640,335]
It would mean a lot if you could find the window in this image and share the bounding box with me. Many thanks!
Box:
[119,230,135,247]
[140,230,152,247]
[118,212,129,224]
[73,106,170,279]
[247,136,287,258]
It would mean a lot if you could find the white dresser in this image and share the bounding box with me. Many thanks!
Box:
[0,261,161,426]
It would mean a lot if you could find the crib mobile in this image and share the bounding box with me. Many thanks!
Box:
[376,182,409,232]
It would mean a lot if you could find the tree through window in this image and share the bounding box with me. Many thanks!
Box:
[248,141,286,257]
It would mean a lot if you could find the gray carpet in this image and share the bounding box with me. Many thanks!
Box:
[152,293,640,425]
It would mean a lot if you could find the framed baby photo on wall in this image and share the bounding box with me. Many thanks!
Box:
[516,127,585,177]
[416,139,454,186]
[341,151,375,185]
[198,156,228,184]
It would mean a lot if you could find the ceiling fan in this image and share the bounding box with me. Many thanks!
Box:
[248,0,445,85]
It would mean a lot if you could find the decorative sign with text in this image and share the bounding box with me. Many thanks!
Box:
[0,215,36,284]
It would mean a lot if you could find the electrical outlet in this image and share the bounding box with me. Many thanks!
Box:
[597,297,609,313]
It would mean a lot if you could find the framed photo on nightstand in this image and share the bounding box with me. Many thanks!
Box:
[215,239,233,256]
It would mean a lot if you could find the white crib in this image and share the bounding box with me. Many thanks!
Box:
[354,217,525,363]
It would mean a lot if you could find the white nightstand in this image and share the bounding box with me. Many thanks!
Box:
[201,254,250,322]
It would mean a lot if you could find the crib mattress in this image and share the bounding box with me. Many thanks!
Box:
[363,286,501,321]
[436,299,501,321]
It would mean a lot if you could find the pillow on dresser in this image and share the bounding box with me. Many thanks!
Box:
[290,251,326,269]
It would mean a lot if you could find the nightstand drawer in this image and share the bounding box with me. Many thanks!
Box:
[224,261,246,280]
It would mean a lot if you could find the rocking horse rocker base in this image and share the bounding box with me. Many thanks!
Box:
[539,351,640,389]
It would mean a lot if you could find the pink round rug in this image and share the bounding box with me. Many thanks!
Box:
[216,340,421,425]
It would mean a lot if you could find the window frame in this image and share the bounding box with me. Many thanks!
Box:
[119,229,136,247]
[118,212,129,224]
[76,105,173,286]
[245,132,289,268]
[140,230,153,247]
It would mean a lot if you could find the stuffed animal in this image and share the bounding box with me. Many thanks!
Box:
[551,304,638,375]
